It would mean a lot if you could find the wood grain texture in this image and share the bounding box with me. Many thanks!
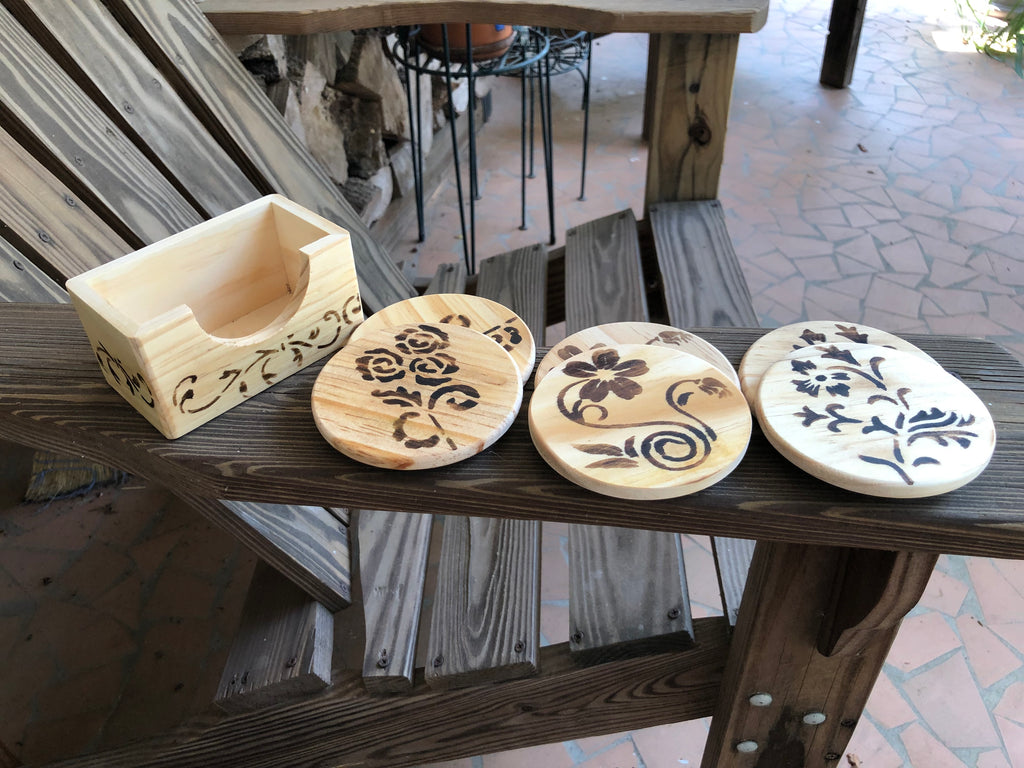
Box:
[711,536,754,626]
[648,201,758,329]
[2,305,1023,558]
[820,0,867,88]
[476,244,548,341]
[426,515,541,689]
[0,236,67,303]
[0,4,202,243]
[10,0,260,218]
[358,510,433,693]
[569,524,694,662]
[0,126,131,280]
[644,33,738,204]
[215,561,333,713]
[197,0,770,35]
[699,542,931,768]
[425,261,468,294]
[37,618,729,768]
[564,209,648,329]
[106,0,416,312]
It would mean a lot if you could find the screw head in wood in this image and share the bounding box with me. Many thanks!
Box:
[736,741,758,753]
[803,712,827,726]
[571,631,583,644]
[514,640,525,653]
[748,692,773,707]
[667,607,681,620]
[432,654,444,667]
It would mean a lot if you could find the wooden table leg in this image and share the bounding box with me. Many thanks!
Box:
[701,541,937,767]
[820,0,867,88]
[644,32,739,206]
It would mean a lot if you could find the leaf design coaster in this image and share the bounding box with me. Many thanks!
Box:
[754,344,996,498]
[529,344,752,500]
[312,323,522,469]
[534,321,738,388]
[738,320,937,402]
[351,293,536,383]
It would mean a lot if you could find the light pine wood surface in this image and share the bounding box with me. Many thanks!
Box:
[534,321,738,388]
[755,344,996,498]
[530,344,751,499]
[313,323,522,469]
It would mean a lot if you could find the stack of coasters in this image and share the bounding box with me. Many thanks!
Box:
[311,294,534,470]
[741,320,996,498]
[528,323,750,500]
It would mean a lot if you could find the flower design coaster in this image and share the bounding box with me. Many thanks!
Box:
[754,344,996,497]
[534,321,738,388]
[351,294,535,383]
[738,320,936,401]
[312,323,522,469]
[529,344,752,500]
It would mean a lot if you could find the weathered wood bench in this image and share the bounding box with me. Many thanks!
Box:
[2,2,1024,768]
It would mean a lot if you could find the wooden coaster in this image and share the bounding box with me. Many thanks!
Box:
[312,323,522,469]
[738,320,937,401]
[534,321,739,388]
[529,344,751,500]
[352,293,535,383]
[754,344,996,498]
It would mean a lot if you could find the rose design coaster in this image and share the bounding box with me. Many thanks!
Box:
[529,344,752,500]
[351,293,536,383]
[534,321,738,388]
[738,320,937,401]
[754,344,996,497]
[312,323,522,469]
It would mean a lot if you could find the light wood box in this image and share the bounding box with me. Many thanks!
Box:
[67,195,363,438]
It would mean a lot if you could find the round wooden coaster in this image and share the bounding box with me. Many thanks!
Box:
[352,293,536,383]
[754,344,996,498]
[534,321,739,388]
[529,344,751,500]
[312,323,522,469]
[738,320,937,401]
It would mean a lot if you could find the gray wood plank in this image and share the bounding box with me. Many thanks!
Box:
[425,260,468,294]
[425,515,540,690]
[215,561,333,713]
[563,207,694,660]
[711,536,755,626]
[0,236,67,303]
[107,0,416,312]
[0,5,202,245]
[358,510,433,693]
[10,0,261,218]
[476,243,547,341]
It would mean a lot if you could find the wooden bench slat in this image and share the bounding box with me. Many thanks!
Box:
[106,0,416,312]
[11,0,261,218]
[711,536,755,626]
[358,510,433,693]
[0,5,202,245]
[215,561,333,713]
[0,236,67,304]
[425,515,541,689]
[563,208,694,660]
[425,260,468,295]
[476,243,548,340]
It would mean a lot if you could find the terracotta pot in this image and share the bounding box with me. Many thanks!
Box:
[418,23,515,62]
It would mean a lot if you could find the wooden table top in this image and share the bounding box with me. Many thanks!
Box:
[2,302,1022,558]
[195,0,771,35]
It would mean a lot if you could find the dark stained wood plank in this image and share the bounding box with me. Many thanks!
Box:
[9,0,260,218]
[820,0,867,88]
[1,305,1023,559]
[425,260,467,295]
[648,200,758,328]
[476,244,547,341]
[0,236,67,303]
[198,0,771,36]
[37,618,729,768]
[644,32,738,204]
[0,126,131,280]
[358,510,433,693]
[215,561,333,713]
[0,5,202,244]
[187,496,352,611]
[564,208,648,328]
[425,516,541,689]
[106,0,416,312]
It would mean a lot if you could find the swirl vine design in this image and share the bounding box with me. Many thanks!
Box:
[95,342,155,408]
[173,297,359,415]
[356,323,481,452]
[788,345,980,486]
[558,349,731,473]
